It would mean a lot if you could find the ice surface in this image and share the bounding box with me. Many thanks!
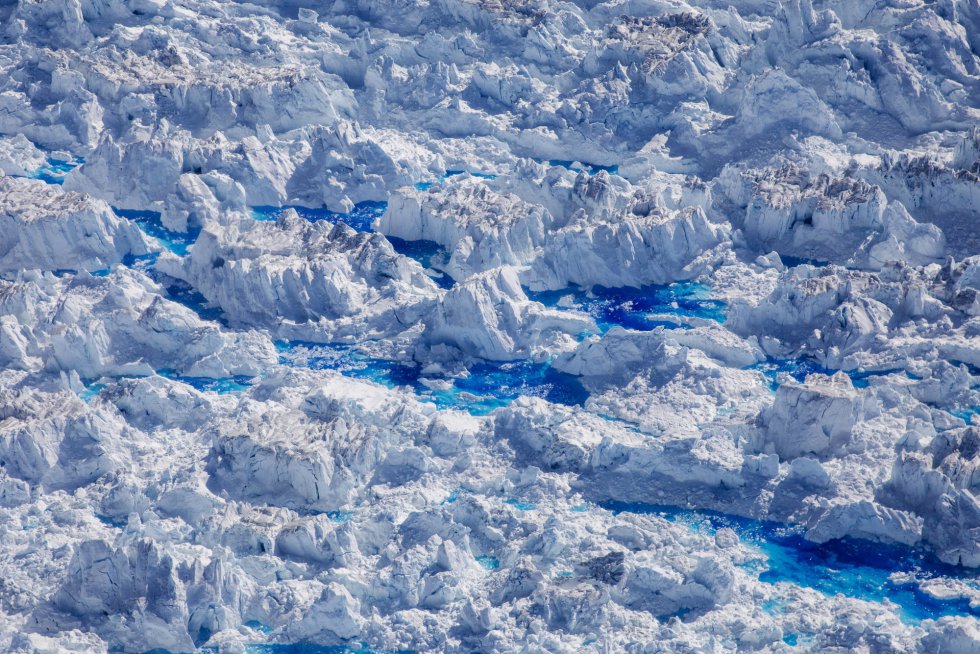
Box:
[1,0,979,652]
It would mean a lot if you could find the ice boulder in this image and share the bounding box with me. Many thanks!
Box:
[0,178,151,273]
[759,372,871,461]
[422,266,593,361]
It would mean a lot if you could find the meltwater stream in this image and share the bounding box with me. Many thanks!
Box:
[526,282,727,332]
[275,341,588,415]
[602,502,980,624]
[251,201,388,233]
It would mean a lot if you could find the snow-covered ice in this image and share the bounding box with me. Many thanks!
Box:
[1,0,979,652]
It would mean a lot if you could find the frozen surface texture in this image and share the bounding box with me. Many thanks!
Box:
[0,0,979,652]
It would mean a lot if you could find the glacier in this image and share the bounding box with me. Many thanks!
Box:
[1,0,979,652]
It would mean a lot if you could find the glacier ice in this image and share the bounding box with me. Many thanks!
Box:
[1,0,979,652]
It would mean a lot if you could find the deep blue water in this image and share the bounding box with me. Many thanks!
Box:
[525,282,726,333]
[49,268,85,277]
[432,359,588,414]
[276,341,587,415]
[602,501,980,623]
[159,278,226,323]
[108,209,235,325]
[157,369,255,393]
[386,237,455,289]
[121,252,161,272]
[276,340,421,388]
[949,359,980,377]
[251,201,388,233]
[779,255,830,268]
[547,159,619,175]
[748,358,836,392]
[50,266,115,277]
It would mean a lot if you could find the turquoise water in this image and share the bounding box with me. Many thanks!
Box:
[414,170,497,190]
[446,169,497,179]
[114,208,198,256]
[951,406,979,423]
[79,382,106,403]
[326,511,352,523]
[476,555,500,570]
[250,201,388,233]
[276,341,587,415]
[30,156,83,184]
[602,501,980,623]
[525,282,726,333]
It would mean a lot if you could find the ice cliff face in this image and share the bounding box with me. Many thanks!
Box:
[0,178,152,274]
[1,0,979,652]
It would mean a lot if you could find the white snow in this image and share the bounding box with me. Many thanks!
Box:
[1,0,979,651]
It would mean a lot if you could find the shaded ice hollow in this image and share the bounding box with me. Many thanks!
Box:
[0,0,979,652]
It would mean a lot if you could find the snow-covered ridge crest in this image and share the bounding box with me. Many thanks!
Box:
[157,210,438,339]
[1,0,979,651]
[0,177,152,273]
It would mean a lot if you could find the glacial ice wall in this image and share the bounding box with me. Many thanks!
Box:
[1,0,979,652]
